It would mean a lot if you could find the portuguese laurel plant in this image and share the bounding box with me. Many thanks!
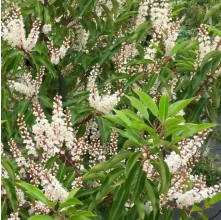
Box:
[1,0,221,220]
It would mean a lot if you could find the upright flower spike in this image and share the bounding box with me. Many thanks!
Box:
[47,37,70,65]
[47,38,60,65]
[1,4,41,52]
[17,116,37,156]
[23,18,41,52]
[31,95,74,156]
[87,66,122,114]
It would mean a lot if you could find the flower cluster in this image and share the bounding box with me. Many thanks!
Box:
[10,66,45,102]
[42,24,52,34]
[31,96,74,156]
[72,24,89,52]
[87,66,122,114]
[7,213,20,220]
[144,128,221,209]
[7,139,69,204]
[195,25,221,68]
[29,201,50,215]
[134,1,149,27]
[112,42,139,73]
[2,4,41,52]
[47,37,70,65]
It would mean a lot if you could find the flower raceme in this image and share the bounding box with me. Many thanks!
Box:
[2,4,41,52]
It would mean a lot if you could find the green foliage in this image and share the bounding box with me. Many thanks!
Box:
[1,0,221,219]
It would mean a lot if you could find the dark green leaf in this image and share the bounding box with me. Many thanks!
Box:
[39,96,53,109]
[2,178,17,212]
[1,202,7,220]
[125,152,141,177]
[131,170,146,203]
[63,173,76,189]
[1,157,15,181]
[56,164,66,182]
[145,179,159,218]
[109,186,129,220]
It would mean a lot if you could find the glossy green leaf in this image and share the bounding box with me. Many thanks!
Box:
[210,192,221,205]
[125,95,149,121]
[113,109,131,125]
[121,110,143,122]
[109,186,129,220]
[201,50,220,69]
[129,121,157,137]
[125,152,141,177]
[105,151,133,170]
[159,95,169,121]
[135,199,145,220]
[123,139,139,149]
[44,157,56,170]
[145,179,159,218]
[131,170,146,203]
[169,41,188,56]
[144,73,158,93]
[169,97,194,117]
[125,59,153,66]
[181,123,216,137]
[150,159,171,194]
[59,198,83,209]
[68,211,94,220]
[13,53,23,74]
[18,100,30,115]
[4,113,13,137]
[67,188,80,200]
[86,161,107,174]
[35,2,43,21]
[204,3,221,21]
[125,161,142,192]
[28,215,54,220]
[186,39,199,50]
[82,172,106,181]
[63,173,76,189]
[104,115,127,127]
[211,52,221,74]
[191,204,202,212]
[165,116,185,128]
[205,25,221,37]
[134,90,159,117]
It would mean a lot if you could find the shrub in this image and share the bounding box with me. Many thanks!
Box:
[1,0,221,220]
